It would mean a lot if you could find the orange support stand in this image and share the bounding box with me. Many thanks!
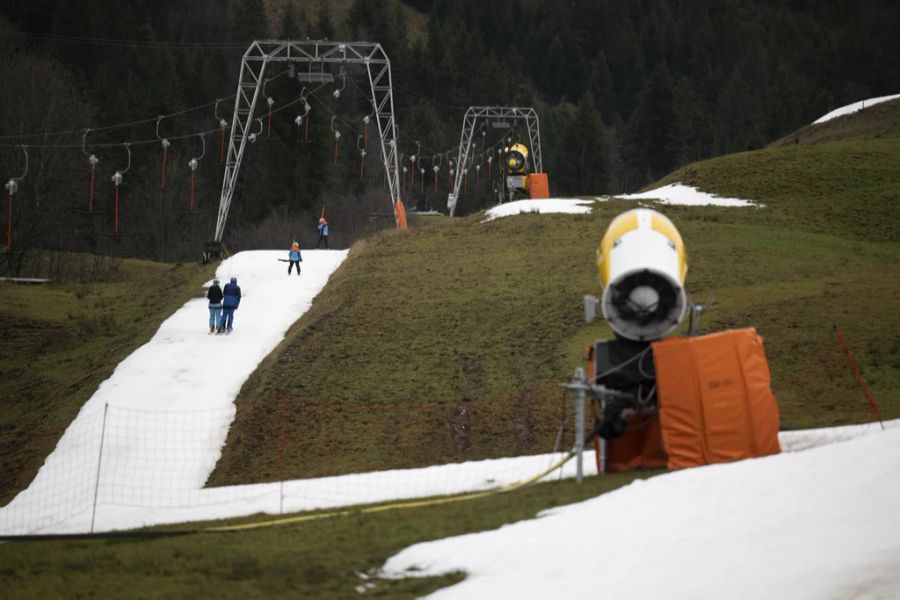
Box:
[393,200,408,230]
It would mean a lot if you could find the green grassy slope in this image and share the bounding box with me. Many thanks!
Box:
[769,98,900,148]
[0,255,215,504]
[211,128,900,485]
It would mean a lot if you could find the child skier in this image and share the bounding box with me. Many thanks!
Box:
[288,241,302,275]
[316,217,330,248]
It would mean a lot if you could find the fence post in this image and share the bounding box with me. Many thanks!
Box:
[279,397,286,514]
[574,368,585,483]
[90,403,109,534]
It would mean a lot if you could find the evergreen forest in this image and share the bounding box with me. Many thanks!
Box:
[1,0,898,265]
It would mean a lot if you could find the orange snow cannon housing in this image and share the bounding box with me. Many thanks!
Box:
[652,328,781,469]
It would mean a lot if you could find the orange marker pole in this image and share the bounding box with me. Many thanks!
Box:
[834,325,885,429]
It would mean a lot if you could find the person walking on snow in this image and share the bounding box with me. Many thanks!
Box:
[221,276,241,333]
[207,278,223,333]
[288,241,302,275]
[316,217,329,249]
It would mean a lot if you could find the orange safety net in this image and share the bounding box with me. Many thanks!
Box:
[652,328,781,469]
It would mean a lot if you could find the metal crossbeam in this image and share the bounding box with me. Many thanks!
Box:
[447,106,543,216]
[214,40,402,242]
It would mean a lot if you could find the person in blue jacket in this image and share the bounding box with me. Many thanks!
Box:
[316,217,329,249]
[220,276,241,333]
[288,241,302,275]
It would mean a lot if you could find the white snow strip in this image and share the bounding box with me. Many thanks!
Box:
[383,420,900,599]
[609,183,761,207]
[481,198,595,222]
[813,93,900,125]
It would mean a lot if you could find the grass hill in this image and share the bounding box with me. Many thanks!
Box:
[769,97,900,148]
[2,101,899,598]
[209,103,900,486]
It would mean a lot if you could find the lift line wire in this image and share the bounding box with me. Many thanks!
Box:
[0,450,577,541]
[0,30,250,50]
[0,98,227,142]
[0,80,333,150]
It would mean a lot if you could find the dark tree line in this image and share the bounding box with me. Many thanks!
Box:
[1,0,898,267]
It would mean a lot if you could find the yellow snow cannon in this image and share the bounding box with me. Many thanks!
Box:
[596,208,688,341]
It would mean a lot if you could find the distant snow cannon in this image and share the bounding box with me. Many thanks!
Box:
[596,208,688,342]
[505,142,529,176]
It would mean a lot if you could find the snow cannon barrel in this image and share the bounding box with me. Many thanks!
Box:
[505,143,529,176]
[596,208,688,341]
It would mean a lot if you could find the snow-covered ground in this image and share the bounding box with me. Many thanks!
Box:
[481,185,759,222]
[383,421,900,599]
[611,183,761,207]
[813,93,900,124]
[482,198,595,221]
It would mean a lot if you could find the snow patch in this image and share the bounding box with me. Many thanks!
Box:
[481,198,595,222]
[813,94,900,125]
[608,183,761,207]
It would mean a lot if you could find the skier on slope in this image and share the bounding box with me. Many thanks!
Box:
[220,276,241,334]
[316,217,330,249]
[288,241,302,275]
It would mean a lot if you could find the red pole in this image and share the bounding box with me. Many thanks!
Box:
[88,168,95,211]
[190,170,196,211]
[420,170,424,193]
[304,116,309,142]
[220,130,225,164]
[160,147,168,189]
[6,193,12,250]
[834,325,885,429]
[359,156,365,180]
[267,105,273,137]
[334,139,340,165]
[114,184,119,234]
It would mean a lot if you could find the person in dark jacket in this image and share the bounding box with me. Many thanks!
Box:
[207,278,224,333]
[288,241,302,275]
[316,217,329,248]
[221,276,242,333]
